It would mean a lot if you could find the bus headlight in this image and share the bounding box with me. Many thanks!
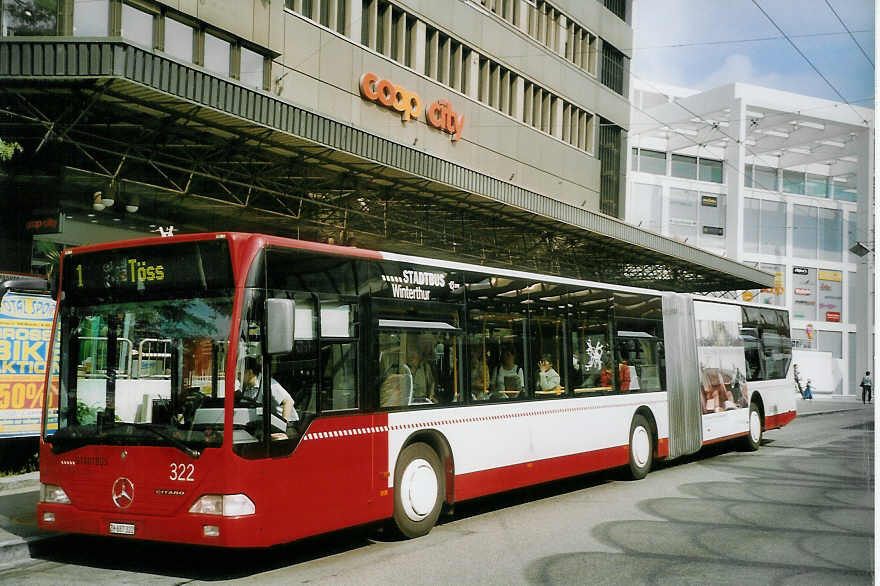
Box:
[39,483,71,504]
[188,494,255,516]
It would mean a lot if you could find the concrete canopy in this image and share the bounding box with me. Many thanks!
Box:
[0,39,772,292]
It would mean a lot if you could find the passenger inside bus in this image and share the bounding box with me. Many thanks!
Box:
[406,345,436,403]
[492,348,524,398]
[536,355,562,392]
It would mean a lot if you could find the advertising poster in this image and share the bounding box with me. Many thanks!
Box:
[0,291,57,437]
[693,302,749,415]
[817,270,842,322]
[791,267,817,320]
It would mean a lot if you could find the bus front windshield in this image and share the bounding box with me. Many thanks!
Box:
[47,296,233,455]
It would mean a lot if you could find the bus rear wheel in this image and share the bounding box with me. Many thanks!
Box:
[392,442,444,538]
[742,402,763,451]
[627,414,653,480]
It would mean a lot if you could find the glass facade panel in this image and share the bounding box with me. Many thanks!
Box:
[818,208,842,262]
[805,174,828,197]
[832,178,857,201]
[670,154,697,179]
[121,3,153,48]
[791,328,814,349]
[818,330,842,359]
[74,0,109,36]
[753,165,777,191]
[847,211,858,262]
[698,193,725,247]
[848,271,857,324]
[164,17,194,62]
[743,198,760,254]
[667,188,698,243]
[782,170,805,195]
[759,200,786,256]
[792,204,817,259]
[638,149,666,175]
[204,33,230,76]
[791,266,817,320]
[758,263,784,306]
[240,47,265,89]
[848,332,856,392]
[817,269,842,323]
[3,0,59,36]
[744,164,753,188]
[629,183,662,233]
[699,158,723,183]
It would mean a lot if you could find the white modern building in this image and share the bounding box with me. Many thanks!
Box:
[626,80,874,397]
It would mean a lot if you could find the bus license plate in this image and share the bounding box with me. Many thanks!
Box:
[109,522,135,535]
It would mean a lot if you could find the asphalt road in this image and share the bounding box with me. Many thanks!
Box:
[2,408,873,585]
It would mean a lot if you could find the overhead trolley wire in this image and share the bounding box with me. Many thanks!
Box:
[823,0,874,67]
[750,0,871,126]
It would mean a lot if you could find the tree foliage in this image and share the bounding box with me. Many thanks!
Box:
[0,139,22,161]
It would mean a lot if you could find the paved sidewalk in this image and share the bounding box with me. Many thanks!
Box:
[0,471,50,569]
[0,398,868,569]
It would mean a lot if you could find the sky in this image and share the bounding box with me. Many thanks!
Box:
[631,0,875,106]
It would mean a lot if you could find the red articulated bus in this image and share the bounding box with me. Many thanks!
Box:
[37,233,796,546]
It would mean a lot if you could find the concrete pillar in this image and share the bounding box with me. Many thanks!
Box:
[451,42,463,91]
[725,97,746,261]
[380,3,392,55]
[394,10,407,62]
[556,14,567,57]
[328,0,338,30]
[465,50,480,99]
[853,127,875,388]
[413,20,426,74]
[551,96,563,138]
[344,0,361,40]
[365,0,377,49]
[512,75,524,120]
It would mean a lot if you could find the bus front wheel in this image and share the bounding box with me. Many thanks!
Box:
[627,414,653,480]
[742,402,763,451]
[392,442,445,538]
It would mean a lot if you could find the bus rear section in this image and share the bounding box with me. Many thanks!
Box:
[38,232,792,547]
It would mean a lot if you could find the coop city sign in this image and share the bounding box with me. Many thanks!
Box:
[359,72,465,141]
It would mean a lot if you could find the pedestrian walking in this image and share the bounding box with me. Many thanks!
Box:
[859,371,872,404]
[802,379,813,400]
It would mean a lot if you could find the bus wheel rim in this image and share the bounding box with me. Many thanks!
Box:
[632,426,650,468]
[750,410,761,442]
[400,458,438,521]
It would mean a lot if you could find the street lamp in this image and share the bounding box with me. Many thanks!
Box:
[848,242,873,257]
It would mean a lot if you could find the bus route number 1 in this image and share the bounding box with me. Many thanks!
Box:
[169,463,194,482]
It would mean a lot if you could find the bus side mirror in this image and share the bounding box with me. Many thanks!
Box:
[266,298,295,355]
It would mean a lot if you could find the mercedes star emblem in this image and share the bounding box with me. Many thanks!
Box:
[112,477,134,509]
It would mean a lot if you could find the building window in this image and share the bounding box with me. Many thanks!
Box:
[753,165,777,191]
[758,263,785,306]
[668,188,698,243]
[120,2,153,48]
[847,211,859,262]
[817,270,842,323]
[600,42,626,96]
[603,0,626,21]
[629,183,662,233]
[832,177,857,202]
[782,170,805,195]
[598,119,622,217]
[744,164,753,188]
[806,173,828,198]
[73,0,109,36]
[818,330,842,359]
[791,267,817,321]
[671,154,697,179]
[698,193,725,247]
[637,149,666,175]
[792,205,818,259]
[204,32,231,76]
[743,198,759,254]
[818,208,842,262]
[699,158,723,183]
[164,17,194,62]
[760,200,786,256]
[240,46,265,89]
[2,0,59,36]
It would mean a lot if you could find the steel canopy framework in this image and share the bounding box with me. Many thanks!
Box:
[0,39,772,292]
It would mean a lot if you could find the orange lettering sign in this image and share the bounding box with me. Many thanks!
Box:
[359,72,421,122]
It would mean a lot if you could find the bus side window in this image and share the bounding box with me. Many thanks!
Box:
[320,301,358,411]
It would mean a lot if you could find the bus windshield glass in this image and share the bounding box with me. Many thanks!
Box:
[45,240,234,455]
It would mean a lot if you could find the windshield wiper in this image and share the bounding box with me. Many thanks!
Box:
[131,423,201,459]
